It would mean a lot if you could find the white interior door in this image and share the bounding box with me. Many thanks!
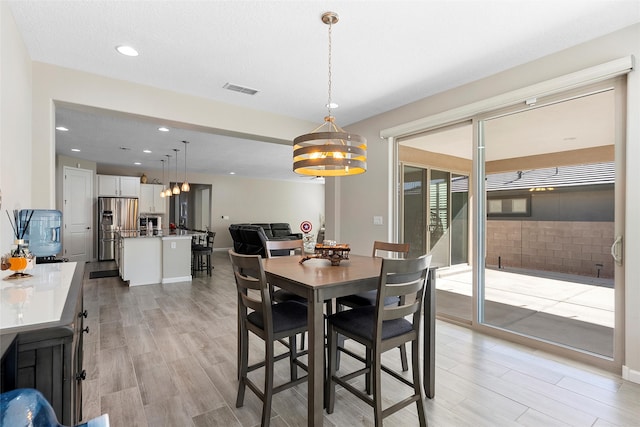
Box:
[63,166,93,262]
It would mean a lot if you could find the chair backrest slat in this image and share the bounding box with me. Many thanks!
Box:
[240,292,264,313]
[264,239,304,258]
[382,301,421,321]
[372,241,410,259]
[383,279,424,299]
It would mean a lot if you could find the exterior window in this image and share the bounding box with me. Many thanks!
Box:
[487,196,530,217]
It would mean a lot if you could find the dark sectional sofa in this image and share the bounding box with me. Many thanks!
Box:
[229,223,302,257]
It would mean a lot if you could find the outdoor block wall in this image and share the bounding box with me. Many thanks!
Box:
[486,220,615,278]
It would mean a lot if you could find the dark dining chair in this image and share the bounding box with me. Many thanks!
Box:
[229,250,308,427]
[263,239,308,349]
[192,231,215,276]
[326,254,432,427]
[335,241,411,370]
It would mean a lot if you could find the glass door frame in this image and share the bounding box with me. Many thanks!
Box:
[393,77,626,371]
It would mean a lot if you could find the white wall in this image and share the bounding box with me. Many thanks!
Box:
[96,164,324,249]
[31,62,318,208]
[0,2,32,256]
[340,23,640,381]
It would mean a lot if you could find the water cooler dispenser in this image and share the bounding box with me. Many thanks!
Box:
[18,209,65,263]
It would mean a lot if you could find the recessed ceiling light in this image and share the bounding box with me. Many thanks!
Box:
[116,45,139,57]
[158,127,169,132]
[134,162,141,166]
[71,148,81,152]
[229,172,236,175]
[143,149,152,153]
[56,126,69,131]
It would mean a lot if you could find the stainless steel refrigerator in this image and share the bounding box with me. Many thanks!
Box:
[98,197,138,260]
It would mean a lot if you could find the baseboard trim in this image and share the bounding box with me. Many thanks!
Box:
[162,275,192,284]
[622,365,640,384]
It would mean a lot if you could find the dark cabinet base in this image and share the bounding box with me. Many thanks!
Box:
[0,334,18,391]
[16,328,75,425]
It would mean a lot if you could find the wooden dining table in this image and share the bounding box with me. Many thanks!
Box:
[263,254,436,427]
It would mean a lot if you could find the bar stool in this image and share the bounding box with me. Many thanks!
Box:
[192,231,215,276]
[335,241,411,371]
[327,254,432,427]
[229,250,308,427]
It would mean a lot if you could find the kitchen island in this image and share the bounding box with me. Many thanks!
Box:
[115,229,203,286]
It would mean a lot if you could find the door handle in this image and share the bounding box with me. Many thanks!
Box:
[86,227,90,230]
[610,235,623,266]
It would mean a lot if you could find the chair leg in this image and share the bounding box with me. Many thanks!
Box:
[206,253,212,276]
[237,308,247,380]
[412,338,428,427]
[399,343,409,372]
[236,324,249,407]
[326,326,338,414]
[336,333,345,370]
[372,350,383,427]
[289,334,298,381]
[334,301,345,370]
[325,298,334,316]
[262,339,275,427]
[365,348,372,395]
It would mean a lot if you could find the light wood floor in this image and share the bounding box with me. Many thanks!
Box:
[80,252,640,427]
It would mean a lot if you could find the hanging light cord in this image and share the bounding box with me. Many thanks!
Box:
[183,142,188,182]
[175,150,179,185]
[327,17,333,119]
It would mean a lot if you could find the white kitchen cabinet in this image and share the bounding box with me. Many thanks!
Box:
[119,176,140,197]
[96,175,118,196]
[97,174,140,197]
[139,184,166,214]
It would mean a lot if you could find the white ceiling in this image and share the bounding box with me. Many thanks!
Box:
[7,0,640,182]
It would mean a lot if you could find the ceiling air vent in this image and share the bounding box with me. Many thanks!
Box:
[223,83,259,95]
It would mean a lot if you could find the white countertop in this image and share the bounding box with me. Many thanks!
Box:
[117,229,204,239]
[1,262,77,331]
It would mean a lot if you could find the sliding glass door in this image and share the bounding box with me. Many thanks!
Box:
[477,82,624,359]
[400,122,473,322]
[397,77,625,366]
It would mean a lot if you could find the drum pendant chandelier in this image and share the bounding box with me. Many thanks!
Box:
[293,11,367,177]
